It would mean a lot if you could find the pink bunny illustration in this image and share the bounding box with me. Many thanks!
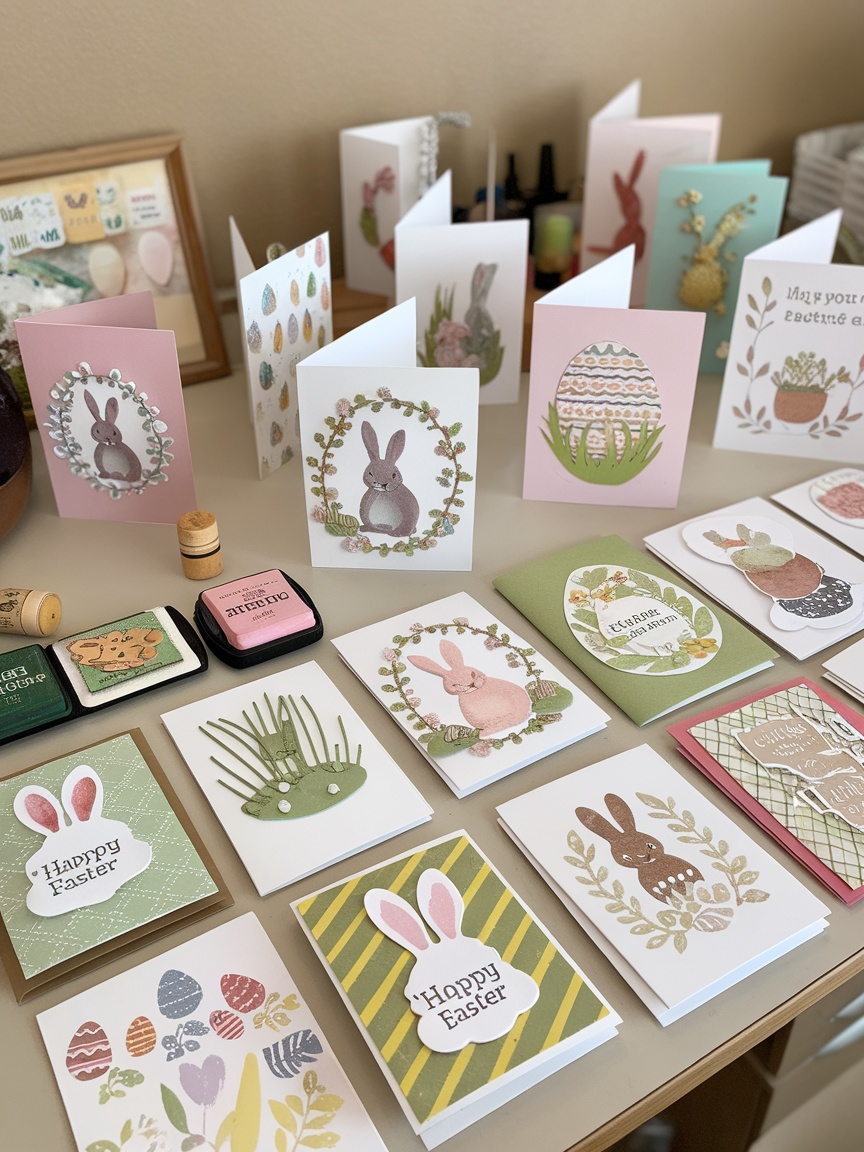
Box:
[358,420,420,537]
[576,793,703,905]
[13,764,152,917]
[588,149,647,262]
[83,388,142,483]
[364,868,539,1053]
[408,639,532,737]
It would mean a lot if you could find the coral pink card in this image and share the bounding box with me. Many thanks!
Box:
[523,247,704,507]
[16,293,196,523]
[668,678,864,904]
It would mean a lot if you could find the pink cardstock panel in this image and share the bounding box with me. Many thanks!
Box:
[16,294,196,523]
[667,678,864,904]
[523,305,704,507]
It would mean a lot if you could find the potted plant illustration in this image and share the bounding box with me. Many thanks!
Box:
[771,351,841,424]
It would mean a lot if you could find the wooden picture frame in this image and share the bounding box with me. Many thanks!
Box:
[0,134,229,420]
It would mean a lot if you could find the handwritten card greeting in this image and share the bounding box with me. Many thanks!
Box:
[523,246,704,506]
[645,161,788,374]
[396,171,529,404]
[580,80,721,306]
[230,220,332,478]
[297,299,478,570]
[713,210,864,461]
[15,293,196,523]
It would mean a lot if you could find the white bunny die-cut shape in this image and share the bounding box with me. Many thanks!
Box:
[13,764,152,917]
[364,868,539,1053]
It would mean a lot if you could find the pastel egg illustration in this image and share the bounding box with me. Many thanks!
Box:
[210,1010,245,1040]
[554,341,662,468]
[314,236,326,267]
[321,279,330,311]
[306,271,317,297]
[295,244,306,258]
[246,321,262,353]
[138,229,174,286]
[290,280,300,307]
[303,309,313,342]
[259,361,274,390]
[220,973,266,1013]
[66,1021,112,1081]
[88,242,126,297]
[287,314,299,344]
[317,324,326,349]
[273,321,284,353]
[261,283,277,315]
[125,1015,157,1058]
[270,422,283,446]
[279,384,289,410]
[157,969,203,1019]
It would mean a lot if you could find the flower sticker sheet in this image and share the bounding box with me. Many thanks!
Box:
[396,171,529,404]
[161,661,432,896]
[332,591,609,798]
[497,745,830,1025]
[493,536,776,726]
[669,679,864,904]
[645,497,864,659]
[293,831,619,1148]
[580,80,721,306]
[523,246,704,506]
[297,300,478,570]
[15,293,196,523]
[340,115,430,297]
[230,219,333,478]
[713,210,864,460]
[773,468,864,559]
[645,161,788,374]
[37,913,387,1152]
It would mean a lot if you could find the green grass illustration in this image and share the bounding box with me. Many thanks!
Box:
[542,403,664,486]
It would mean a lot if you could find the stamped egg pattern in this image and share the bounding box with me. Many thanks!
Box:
[66,1021,112,1081]
[273,321,283,353]
[157,968,203,1018]
[125,1015,157,1057]
[209,1009,245,1040]
[549,341,665,485]
[261,283,277,315]
[221,973,266,1013]
[259,361,274,390]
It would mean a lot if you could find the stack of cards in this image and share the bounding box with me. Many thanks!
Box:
[669,679,864,904]
[498,745,830,1025]
[332,592,609,797]
[824,636,864,703]
[161,661,432,895]
[773,468,864,559]
[293,831,619,1148]
[493,536,776,725]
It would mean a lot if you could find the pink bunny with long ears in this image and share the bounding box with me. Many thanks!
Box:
[408,639,532,737]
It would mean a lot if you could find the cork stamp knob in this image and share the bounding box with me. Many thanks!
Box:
[177,510,223,580]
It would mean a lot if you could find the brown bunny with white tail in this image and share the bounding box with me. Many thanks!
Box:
[84,388,142,482]
[358,420,419,537]
[575,793,702,904]
[588,149,647,262]
[408,638,532,737]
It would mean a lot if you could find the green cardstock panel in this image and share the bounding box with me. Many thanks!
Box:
[0,733,219,979]
[63,610,183,695]
[493,535,777,726]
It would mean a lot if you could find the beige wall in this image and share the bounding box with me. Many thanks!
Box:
[5,0,864,287]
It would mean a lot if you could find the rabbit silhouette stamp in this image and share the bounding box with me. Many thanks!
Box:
[13,763,151,917]
[364,868,539,1052]
[359,420,420,536]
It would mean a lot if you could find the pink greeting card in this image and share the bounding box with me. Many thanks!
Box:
[16,293,196,523]
[522,247,704,507]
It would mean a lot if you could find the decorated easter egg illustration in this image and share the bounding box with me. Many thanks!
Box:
[270,422,283,446]
[66,1021,112,1081]
[273,321,283,354]
[125,1015,157,1057]
[321,279,330,311]
[295,244,306,258]
[290,280,300,307]
[259,361,274,390]
[306,272,317,297]
[554,341,662,465]
[246,321,262,354]
[317,325,326,348]
[210,1010,245,1040]
[262,283,277,315]
[315,236,326,267]
[303,310,313,342]
[157,969,203,1019]
[287,314,299,344]
[221,973,266,1013]
[279,384,289,410]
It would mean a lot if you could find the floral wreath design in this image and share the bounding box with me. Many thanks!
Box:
[565,793,769,953]
[378,615,574,758]
[306,388,473,557]
[45,361,173,499]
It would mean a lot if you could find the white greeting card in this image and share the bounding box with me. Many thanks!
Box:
[230,219,333,478]
[498,745,830,1025]
[773,468,864,559]
[161,661,432,896]
[37,913,386,1152]
[340,115,430,297]
[580,80,721,306]
[395,170,529,404]
[297,299,479,570]
[332,591,609,798]
[644,497,864,659]
[713,211,864,461]
[824,636,864,705]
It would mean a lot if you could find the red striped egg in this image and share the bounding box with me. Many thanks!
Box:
[210,1009,245,1040]
[66,1021,112,1081]
[220,973,265,1013]
[125,1015,156,1057]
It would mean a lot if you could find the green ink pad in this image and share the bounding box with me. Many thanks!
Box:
[0,644,72,743]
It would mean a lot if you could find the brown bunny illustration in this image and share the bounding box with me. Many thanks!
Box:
[588,150,647,262]
[575,793,702,904]
[83,389,142,483]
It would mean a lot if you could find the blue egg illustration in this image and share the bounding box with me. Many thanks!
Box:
[157,969,203,1020]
